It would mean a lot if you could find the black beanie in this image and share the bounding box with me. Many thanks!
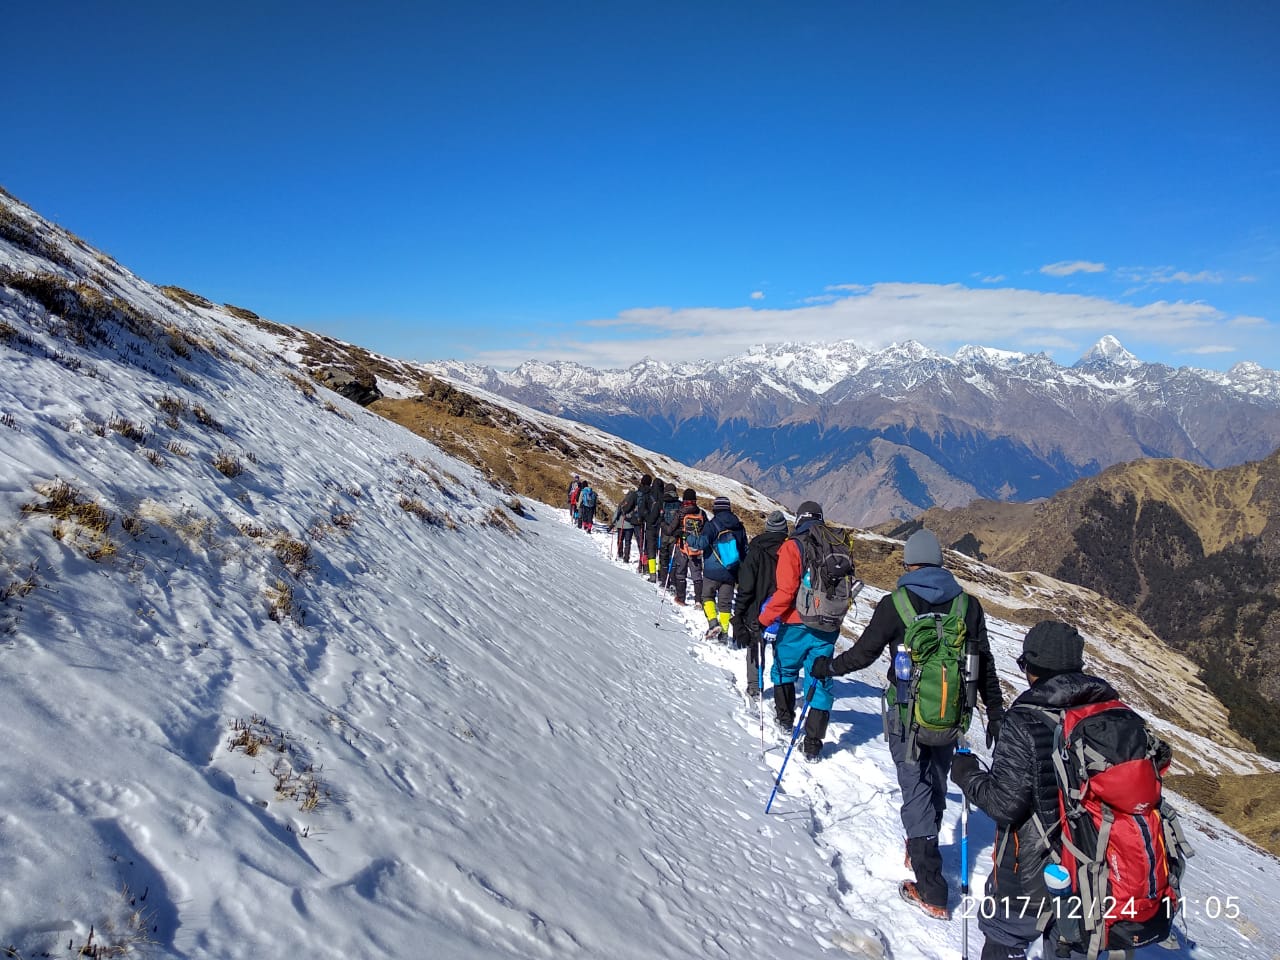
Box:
[796,501,823,523]
[682,488,696,502]
[1022,621,1085,675]
[639,474,652,487]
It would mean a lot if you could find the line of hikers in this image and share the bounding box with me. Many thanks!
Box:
[577,474,1192,960]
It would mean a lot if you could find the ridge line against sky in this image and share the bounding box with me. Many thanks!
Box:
[4,1,1277,372]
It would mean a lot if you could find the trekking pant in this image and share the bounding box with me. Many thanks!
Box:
[616,527,634,562]
[671,550,702,602]
[643,524,661,573]
[884,703,956,839]
[770,624,836,711]
[658,539,675,586]
[744,628,765,692]
[700,577,734,634]
[977,868,1048,959]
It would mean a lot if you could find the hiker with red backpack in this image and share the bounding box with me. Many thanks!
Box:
[949,620,1190,960]
[664,488,706,606]
[685,496,748,641]
[810,527,1003,919]
[732,510,789,697]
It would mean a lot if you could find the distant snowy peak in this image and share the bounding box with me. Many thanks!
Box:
[1074,335,1142,370]
[955,344,1029,368]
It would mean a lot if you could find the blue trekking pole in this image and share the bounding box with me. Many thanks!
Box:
[765,679,815,814]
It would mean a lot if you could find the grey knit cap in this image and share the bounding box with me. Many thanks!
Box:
[903,529,943,567]
[764,510,788,533]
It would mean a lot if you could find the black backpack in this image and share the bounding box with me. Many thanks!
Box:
[794,525,859,632]
[626,487,650,526]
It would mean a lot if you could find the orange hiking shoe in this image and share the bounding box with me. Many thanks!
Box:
[899,881,949,921]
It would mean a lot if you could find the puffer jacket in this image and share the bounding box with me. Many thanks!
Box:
[955,673,1120,904]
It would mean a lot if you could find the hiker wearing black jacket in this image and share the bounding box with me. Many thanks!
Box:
[663,488,706,606]
[731,510,789,696]
[811,528,1003,920]
[611,474,650,564]
[948,621,1169,960]
[641,477,665,579]
[656,482,682,589]
[686,496,748,641]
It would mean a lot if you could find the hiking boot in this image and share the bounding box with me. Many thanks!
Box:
[775,712,795,730]
[673,597,687,606]
[802,737,823,761]
[704,622,723,641]
[899,881,949,921]
[646,574,657,583]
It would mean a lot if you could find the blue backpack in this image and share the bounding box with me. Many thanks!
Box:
[713,528,742,570]
[579,487,597,511]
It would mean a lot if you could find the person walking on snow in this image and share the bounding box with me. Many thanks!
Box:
[664,488,706,606]
[686,496,747,641]
[567,474,581,520]
[641,477,665,580]
[810,528,1004,920]
[575,480,598,533]
[732,510,789,697]
[757,501,840,762]
[611,474,650,564]
[657,482,682,589]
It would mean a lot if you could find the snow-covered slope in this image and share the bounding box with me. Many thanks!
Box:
[2,191,1278,959]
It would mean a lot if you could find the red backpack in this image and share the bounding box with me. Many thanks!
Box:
[1031,700,1192,959]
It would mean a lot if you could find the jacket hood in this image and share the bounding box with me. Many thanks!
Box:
[1015,672,1119,711]
[793,517,823,538]
[896,565,962,605]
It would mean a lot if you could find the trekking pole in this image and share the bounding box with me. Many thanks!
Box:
[756,625,767,755]
[765,681,815,814]
[957,734,972,960]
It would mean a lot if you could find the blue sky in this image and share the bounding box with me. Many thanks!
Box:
[5,1,1278,371]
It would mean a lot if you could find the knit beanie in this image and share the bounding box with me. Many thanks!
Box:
[796,501,823,523]
[764,510,788,533]
[903,529,944,567]
[682,488,696,502]
[666,482,677,495]
[712,496,731,513]
[1021,621,1085,675]
[639,474,652,488]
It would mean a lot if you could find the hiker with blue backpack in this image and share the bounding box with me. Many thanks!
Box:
[575,480,598,533]
[948,620,1190,960]
[685,496,747,641]
[810,528,1004,920]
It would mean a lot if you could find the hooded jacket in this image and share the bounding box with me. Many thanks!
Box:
[687,507,747,583]
[757,517,828,629]
[731,528,787,643]
[825,565,1002,715]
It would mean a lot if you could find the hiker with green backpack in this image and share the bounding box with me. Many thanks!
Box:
[810,528,1004,920]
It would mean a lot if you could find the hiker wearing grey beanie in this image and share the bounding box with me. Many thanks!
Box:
[808,526,1005,920]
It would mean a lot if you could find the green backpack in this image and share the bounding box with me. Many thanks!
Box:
[887,588,973,746]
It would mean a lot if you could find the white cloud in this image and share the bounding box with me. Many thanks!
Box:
[980,274,1005,284]
[1116,265,1231,285]
[1230,314,1268,326]
[750,290,765,300]
[1040,260,1107,277]
[466,282,1248,369]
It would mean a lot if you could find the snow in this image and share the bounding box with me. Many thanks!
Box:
[2,196,1279,959]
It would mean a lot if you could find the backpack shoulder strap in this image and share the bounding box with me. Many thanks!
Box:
[891,587,918,627]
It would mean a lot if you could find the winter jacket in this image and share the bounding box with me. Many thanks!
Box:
[664,500,707,550]
[758,519,828,629]
[952,673,1119,905]
[823,565,1003,717]
[612,488,641,530]
[731,529,787,644]
[686,508,747,583]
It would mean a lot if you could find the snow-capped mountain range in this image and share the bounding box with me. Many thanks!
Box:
[424,337,1280,526]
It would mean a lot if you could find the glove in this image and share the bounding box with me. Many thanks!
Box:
[809,656,833,680]
[762,619,781,642]
[985,711,1003,749]
[950,750,982,789]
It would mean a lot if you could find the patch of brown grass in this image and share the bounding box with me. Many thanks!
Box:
[1165,772,1280,856]
[212,451,244,478]
[21,480,117,561]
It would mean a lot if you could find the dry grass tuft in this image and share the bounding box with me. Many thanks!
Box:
[285,372,317,399]
[331,512,356,530]
[107,416,147,445]
[212,451,244,478]
[271,534,312,577]
[21,481,118,562]
[191,404,222,433]
[265,578,298,622]
[0,562,39,603]
[222,302,260,321]
[483,506,520,534]
[1,412,17,430]
[398,496,453,528]
[142,449,166,469]
[164,439,189,458]
[0,204,75,267]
